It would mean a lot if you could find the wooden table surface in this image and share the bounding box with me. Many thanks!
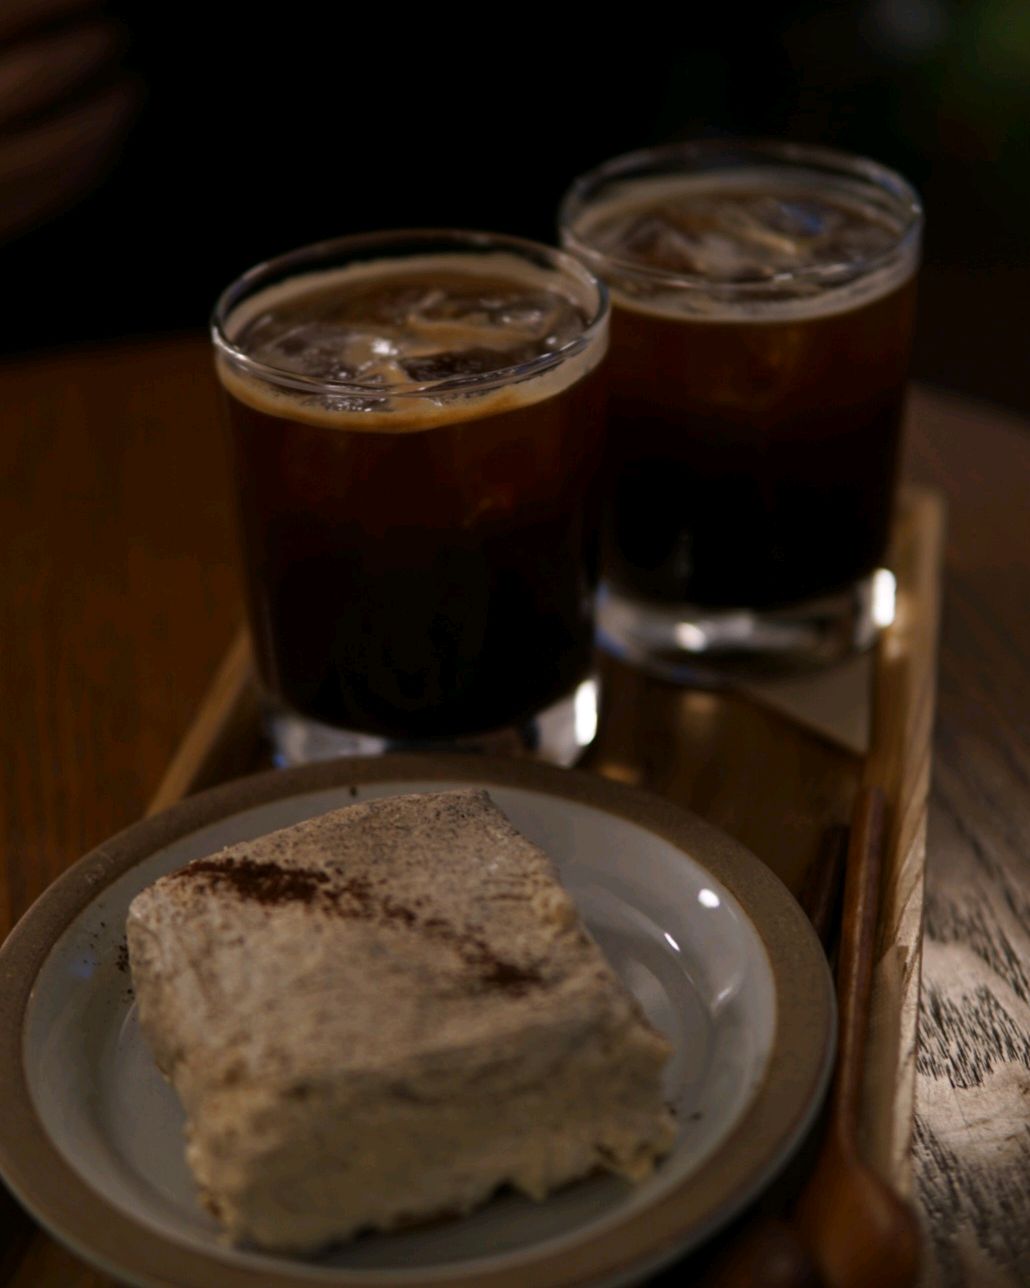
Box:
[1,336,1028,1287]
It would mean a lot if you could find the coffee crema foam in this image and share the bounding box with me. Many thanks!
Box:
[217,252,606,432]
[567,170,920,323]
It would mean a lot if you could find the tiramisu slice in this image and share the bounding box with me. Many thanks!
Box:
[126,789,675,1252]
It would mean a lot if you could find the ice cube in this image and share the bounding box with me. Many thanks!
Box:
[234,268,588,394]
[763,197,832,239]
[403,344,534,383]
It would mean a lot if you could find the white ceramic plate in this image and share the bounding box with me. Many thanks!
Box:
[0,756,835,1288]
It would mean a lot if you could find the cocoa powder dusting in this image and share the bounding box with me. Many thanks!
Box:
[172,856,331,906]
[171,855,544,992]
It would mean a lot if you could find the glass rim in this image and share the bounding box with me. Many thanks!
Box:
[558,138,924,296]
[210,228,609,400]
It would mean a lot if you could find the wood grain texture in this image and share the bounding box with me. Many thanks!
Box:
[904,390,1030,1288]
[795,789,920,1288]
[144,627,260,819]
[0,344,1027,1287]
[861,488,945,1192]
[0,335,238,1288]
[0,335,239,942]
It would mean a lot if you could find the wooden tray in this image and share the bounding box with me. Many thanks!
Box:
[148,484,945,1286]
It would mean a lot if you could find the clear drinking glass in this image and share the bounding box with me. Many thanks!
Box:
[560,140,922,679]
[212,230,609,764]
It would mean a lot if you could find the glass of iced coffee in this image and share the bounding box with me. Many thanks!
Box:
[560,141,922,678]
[212,231,608,765]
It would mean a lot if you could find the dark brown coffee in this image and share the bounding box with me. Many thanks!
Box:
[216,249,607,740]
[565,168,920,610]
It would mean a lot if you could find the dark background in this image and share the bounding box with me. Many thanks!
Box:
[3,1,1029,415]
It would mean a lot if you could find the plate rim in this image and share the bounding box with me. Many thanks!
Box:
[0,754,835,1288]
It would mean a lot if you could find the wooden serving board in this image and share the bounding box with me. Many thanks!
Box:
[147,484,945,1285]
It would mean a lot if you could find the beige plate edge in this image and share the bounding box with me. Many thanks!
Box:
[0,754,835,1288]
